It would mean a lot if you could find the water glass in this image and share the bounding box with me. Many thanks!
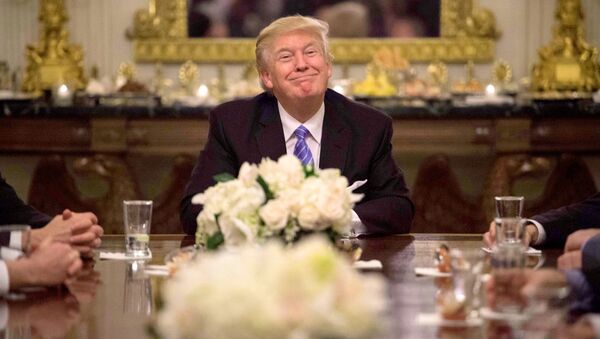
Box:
[437,249,483,320]
[494,196,524,219]
[494,196,524,244]
[497,217,526,246]
[123,200,153,257]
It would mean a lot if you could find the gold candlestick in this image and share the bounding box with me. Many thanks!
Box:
[531,0,600,94]
[22,0,86,95]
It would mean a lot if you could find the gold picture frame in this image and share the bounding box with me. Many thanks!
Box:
[130,0,498,64]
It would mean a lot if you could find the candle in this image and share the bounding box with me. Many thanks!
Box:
[53,83,73,106]
[485,83,496,96]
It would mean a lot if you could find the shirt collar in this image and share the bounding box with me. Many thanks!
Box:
[278,101,324,144]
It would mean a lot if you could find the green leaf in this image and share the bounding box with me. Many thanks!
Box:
[303,164,317,178]
[257,175,274,200]
[206,232,224,250]
[213,173,235,183]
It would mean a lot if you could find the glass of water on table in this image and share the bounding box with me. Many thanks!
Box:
[494,196,524,245]
[123,200,153,258]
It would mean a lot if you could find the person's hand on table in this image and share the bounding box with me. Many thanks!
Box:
[557,251,582,270]
[483,220,539,248]
[30,209,103,257]
[7,237,82,288]
[564,228,600,252]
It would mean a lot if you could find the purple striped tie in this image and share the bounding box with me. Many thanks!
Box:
[293,125,314,166]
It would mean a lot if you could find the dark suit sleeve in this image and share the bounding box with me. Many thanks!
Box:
[0,174,51,229]
[532,193,600,247]
[582,234,600,273]
[180,109,239,235]
[353,117,414,235]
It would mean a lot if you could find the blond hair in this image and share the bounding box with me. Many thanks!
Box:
[255,15,333,73]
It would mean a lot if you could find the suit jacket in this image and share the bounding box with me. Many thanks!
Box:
[180,89,414,235]
[0,172,50,229]
[532,192,600,247]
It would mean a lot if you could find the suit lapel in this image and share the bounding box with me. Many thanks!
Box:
[320,93,350,171]
[255,98,287,161]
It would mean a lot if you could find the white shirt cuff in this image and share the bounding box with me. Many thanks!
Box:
[0,261,10,295]
[0,247,24,261]
[584,314,600,338]
[348,210,366,237]
[9,231,22,250]
[526,218,546,245]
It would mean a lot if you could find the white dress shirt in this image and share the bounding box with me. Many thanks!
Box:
[526,219,547,245]
[0,230,27,295]
[278,102,324,170]
[277,101,366,235]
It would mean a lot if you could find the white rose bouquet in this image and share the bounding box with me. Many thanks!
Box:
[192,155,363,249]
[157,237,387,339]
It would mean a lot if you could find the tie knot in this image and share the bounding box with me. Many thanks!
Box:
[294,125,309,140]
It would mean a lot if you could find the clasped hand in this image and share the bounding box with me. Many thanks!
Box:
[30,209,104,257]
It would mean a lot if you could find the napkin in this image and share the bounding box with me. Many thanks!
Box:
[144,265,170,277]
[353,260,382,270]
[99,250,152,260]
[416,313,482,327]
[414,267,451,277]
[481,246,542,255]
[480,307,529,322]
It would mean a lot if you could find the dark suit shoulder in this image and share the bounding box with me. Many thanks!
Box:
[210,92,274,123]
[325,89,391,127]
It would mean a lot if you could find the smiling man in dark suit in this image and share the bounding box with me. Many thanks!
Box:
[181,15,413,236]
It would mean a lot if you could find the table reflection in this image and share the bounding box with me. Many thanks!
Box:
[123,261,153,316]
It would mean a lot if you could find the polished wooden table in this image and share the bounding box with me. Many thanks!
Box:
[0,234,562,338]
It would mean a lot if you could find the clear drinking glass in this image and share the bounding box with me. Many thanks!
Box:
[494,196,524,244]
[437,249,483,320]
[123,200,153,257]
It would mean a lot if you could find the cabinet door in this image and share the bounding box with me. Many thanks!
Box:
[126,118,209,155]
[0,118,90,152]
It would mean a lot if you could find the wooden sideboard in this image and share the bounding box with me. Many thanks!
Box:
[1,101,599,234]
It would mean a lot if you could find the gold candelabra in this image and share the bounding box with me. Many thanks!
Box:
[22,0,86,94]
[531,0,600,94]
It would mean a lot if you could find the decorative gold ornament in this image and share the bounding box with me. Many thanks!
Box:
[353,62,396,97]
[492,60,512,85]
[22,0,86,94]
[117,62,137,81]
[178,60,199,94]
[427,61,449,87]
[152,63,173,95]
[531,0,600,93]
[131,0,498,64]
[451,60,483,93]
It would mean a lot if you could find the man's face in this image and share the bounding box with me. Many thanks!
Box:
[260,30,332,104]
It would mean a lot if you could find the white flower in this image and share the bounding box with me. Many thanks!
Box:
[157,237,387,339]
[193,155,362,248]
[219,213,256,247]
[259,199,290,231]
[297,204,324,230]
[258,155,304,194]
[238,162,259,186]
